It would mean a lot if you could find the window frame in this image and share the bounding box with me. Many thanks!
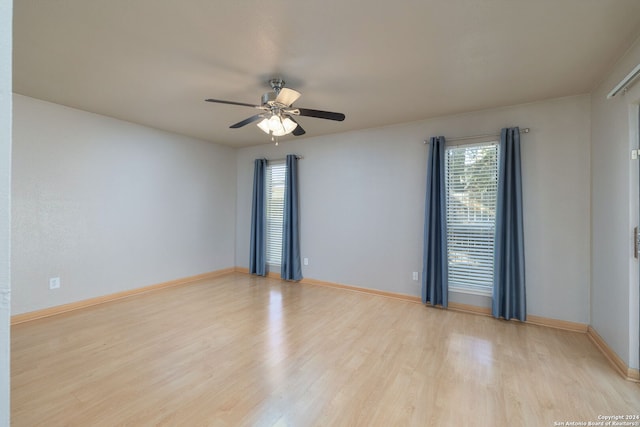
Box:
[444,140,500,296]
[265,161,286,267]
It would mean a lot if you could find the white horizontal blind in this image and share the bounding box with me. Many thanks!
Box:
[445,142,499,295]
[266,162,286,266]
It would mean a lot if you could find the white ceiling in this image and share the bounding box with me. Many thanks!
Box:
[13,0,640,147]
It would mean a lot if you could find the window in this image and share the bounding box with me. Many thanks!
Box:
[266,161,286,265]
[445,142,499,295]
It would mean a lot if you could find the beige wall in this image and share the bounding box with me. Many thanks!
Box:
[591,36,640,369]
[0,0,11,423]
[236,94,592,324]
[11,95,237,315]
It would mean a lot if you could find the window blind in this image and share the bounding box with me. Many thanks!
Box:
[266,162,286,265]
[445,143,499,295]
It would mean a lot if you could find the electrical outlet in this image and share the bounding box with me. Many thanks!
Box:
[49,277,60,290]
[412,272,419,281]
[303,258,309,266]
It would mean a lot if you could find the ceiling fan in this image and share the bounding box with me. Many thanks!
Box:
[205,78,345,138]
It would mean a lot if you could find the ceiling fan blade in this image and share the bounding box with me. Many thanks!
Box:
[288,117,306,136]
[205,98,264,109]
[293,108,345,121]
[275,88,301,107]
[230,114,264,128]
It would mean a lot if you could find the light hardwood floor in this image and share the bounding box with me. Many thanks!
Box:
[11,273,640,426]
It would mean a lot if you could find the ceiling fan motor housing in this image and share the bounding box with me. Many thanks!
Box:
[261,92,278,106]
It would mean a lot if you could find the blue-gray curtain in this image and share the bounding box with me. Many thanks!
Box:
[492,127,526,321]
[249,158,267,276]
[281,154,303,281]
[422,136,448,307]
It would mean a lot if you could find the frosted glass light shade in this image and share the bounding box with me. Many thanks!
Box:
[257,118,270,134]
[282,117,297,133]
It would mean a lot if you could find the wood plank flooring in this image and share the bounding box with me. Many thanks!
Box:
[11,273,640,426]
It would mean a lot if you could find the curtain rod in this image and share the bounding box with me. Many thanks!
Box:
[260,155,303,162]
[423,128,529,144]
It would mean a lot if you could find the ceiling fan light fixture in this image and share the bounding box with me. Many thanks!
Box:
[257,114,298,136]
